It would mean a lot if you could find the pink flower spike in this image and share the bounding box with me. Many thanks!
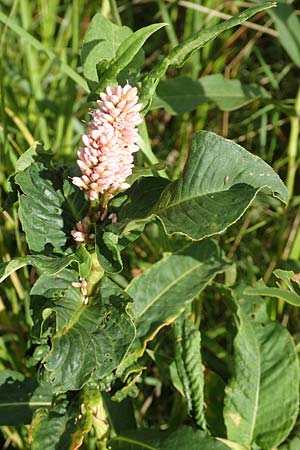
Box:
[72,84,143,200]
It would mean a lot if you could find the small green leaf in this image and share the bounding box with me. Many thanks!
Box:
[96,22,166,93]
[223,289,299,449]
[96,225,145,274]
[81,14,133,90]
[244,270,300,306]
[154,75,270,114]
[14,142,51,173]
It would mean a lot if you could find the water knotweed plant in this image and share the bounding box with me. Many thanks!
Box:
[1,3,300,450]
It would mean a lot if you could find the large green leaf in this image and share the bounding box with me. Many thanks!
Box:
[140,2,276,110]
[223,290,299,449]
[123,239,227,362]
[31,273,135,393]
[0,371,52,425]
[103,131,287,246]
[109,426,230,450]
[153,131,288,240]
[268,2,300,68]
[154,75,269,114]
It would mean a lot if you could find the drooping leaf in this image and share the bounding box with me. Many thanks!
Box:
[0,371,52,425]
[119,239,227,371]
[62,177,90,227]
[153,131,288,240]
[268,2,300,68]
[0,247,91,284]
[174,312,206,429]
[96,226,144,274]
[109,426,231,450]
[223,289,299,449]
[31,274,135,393]
[140,2,276,110]
[154,75,270,114]
[102,392,136,435]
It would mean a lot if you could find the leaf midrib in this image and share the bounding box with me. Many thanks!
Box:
[154,183,257,216]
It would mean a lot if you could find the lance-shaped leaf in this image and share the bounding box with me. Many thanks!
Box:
[0,371,52,425]
[124,239,227,361]
[31,274,135,393]
[223,289,299,449]
[140,2,276,110]
[153,131,288,240]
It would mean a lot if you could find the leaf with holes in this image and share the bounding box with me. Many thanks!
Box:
[31,273,135,393]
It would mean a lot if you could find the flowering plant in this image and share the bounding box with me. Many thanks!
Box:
[1,2,300,450]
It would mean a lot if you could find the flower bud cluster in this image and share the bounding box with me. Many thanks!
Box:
[72,84,143,200]
[71,215,95,245]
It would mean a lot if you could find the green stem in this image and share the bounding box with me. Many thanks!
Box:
[286,83,300,198]
[139,120,168,178]
[109,0,122,26]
